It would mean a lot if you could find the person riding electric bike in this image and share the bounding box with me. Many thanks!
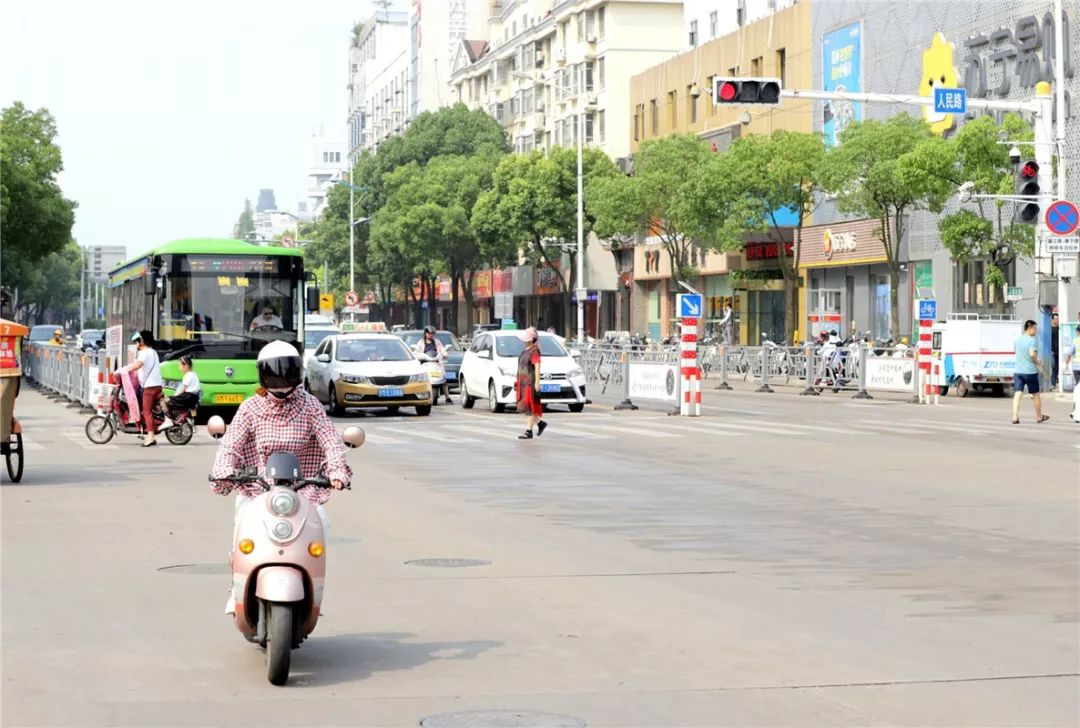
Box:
[209,341,352,614]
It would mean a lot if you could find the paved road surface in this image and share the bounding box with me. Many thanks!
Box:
[3,385,1078,726]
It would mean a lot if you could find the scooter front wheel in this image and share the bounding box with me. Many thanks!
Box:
[266,602,293,686]
[85,415,115,445]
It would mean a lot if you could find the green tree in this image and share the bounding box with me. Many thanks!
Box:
[826,114,953,338]
[233,198,255,240]
[13,239,82,323]
[902,113,1035,311]
[473,146,619,336]
[1,102,77,303]
[684,131,830,338]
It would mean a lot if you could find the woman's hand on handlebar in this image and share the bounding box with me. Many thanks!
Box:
[331,479,345,490]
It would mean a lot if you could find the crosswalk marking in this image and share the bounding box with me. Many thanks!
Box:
[573,422,683,438]
[645,422,749,437]
[738,418,869,436]
[378,426,477,444]
[536,424,616,440]
[441,424,523,440]
[359,431,408,446]
[695,420,816,436]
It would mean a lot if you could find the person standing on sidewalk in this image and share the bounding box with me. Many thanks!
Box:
[1011,319,1048,424]
[515,327,547,440]
[129,331,164,446]
[1050,312,1060,388]
[1066,324,1080,422]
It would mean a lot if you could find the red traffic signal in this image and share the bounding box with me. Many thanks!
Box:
[712,77,782,106]
[1017,159,1040,224]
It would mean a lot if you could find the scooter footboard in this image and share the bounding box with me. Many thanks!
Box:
[255,566,306,602]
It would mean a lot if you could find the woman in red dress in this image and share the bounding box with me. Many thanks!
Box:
[515,327,548,440]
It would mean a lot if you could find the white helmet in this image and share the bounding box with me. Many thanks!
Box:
[257,341,303,391]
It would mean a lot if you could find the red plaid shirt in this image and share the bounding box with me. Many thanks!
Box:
[210,390,351,505]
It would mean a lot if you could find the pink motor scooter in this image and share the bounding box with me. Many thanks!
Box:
[208,417,365,685]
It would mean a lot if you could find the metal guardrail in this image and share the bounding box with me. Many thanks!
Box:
[22,343,108,410]
[581,341,919,399]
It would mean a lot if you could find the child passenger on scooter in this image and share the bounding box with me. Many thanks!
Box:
[163,355,200,427]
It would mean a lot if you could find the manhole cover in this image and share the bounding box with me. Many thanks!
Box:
[405,558,491,568]
[420,710,585,728]
[157,563,230,575]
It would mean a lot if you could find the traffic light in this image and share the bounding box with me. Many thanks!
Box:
[712,77,782,106]
[1017,159,1040,224]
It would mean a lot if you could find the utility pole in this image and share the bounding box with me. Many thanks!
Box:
[1054,0,1070,391]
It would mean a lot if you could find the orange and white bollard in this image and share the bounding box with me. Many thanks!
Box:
[680,317,701,417]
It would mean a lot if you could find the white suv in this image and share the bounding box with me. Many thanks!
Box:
[458,330,587,413]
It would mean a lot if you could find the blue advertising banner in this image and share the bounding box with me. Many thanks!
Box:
[822,22,863,147]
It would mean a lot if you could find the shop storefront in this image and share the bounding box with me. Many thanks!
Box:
[798,219,904,341]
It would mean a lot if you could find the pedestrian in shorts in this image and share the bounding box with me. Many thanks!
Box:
[1011,319,1048,424]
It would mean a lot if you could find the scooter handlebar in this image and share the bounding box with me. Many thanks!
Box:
[207,473,345,490]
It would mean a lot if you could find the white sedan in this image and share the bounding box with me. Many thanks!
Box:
[458,330,587,413]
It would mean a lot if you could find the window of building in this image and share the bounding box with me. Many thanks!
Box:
[585,9,595,38]
[598,7,605,38]
[597,57,606,90]
[585,113,595,144]
[668,90,677,128]
[688,84,698,123]
[585,61,595,92]
[751,56,762,76]
[650,99,658,135]
[577,12,584,41]
[709,11,718,38]
[633,108,640,141]
[776,48,787,85]
[689,20,698,47]
[598,110,606,142]
[737,0,747,27]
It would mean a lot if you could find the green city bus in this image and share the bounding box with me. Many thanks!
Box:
[108,238,317,409]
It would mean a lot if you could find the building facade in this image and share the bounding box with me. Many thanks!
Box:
[810,0,1080,334]
[450,0,685,160]
[306,134,346,219]
[348,10,410,155]
[683,0,801,50]
[83,245,127,284]
[626,0,813,342]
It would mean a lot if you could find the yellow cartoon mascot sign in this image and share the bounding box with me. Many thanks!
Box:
[920,32,959,135]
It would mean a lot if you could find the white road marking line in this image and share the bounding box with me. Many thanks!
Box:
[17,440,47,452]
[574,422,684,438]
[439,424,523,440]
[737,418,870,435]
[529,424,616,440]
[695,420,811,436]
[357,431,408,446]
[644,422,750,437]
[378,426,477,443]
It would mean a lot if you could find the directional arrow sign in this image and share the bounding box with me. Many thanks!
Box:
[677,293,703,318]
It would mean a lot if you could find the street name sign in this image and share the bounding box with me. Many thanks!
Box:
[933,87,966,114]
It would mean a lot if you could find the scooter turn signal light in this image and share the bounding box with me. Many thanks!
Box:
[238,538,255,554]
[308,541,325,558]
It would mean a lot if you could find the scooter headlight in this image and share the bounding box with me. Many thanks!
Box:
[272,520,293,540]
[269,490,299,517]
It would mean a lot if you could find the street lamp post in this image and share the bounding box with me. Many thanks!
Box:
[513,71,587,343]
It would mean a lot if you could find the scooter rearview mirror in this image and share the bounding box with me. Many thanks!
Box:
[208,415,227,439]
[342,426,365,449]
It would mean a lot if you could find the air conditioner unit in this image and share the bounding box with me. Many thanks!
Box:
[556,47,566,65]
[586,33,598,43]
[585,93,598,106]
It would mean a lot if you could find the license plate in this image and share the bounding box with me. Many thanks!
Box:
[540,383,561,393]
[214,393,244,404]
[445,371,457,380]
[379,387,404,398]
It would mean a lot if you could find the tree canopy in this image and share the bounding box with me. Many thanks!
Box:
[1,102,78,305]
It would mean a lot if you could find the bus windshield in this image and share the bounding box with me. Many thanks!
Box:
[158,258,299,358]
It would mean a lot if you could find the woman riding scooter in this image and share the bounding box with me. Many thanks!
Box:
[209,341,352,613]
[414,326,452,405]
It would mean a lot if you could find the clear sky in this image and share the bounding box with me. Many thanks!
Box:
[1,0,385,256]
